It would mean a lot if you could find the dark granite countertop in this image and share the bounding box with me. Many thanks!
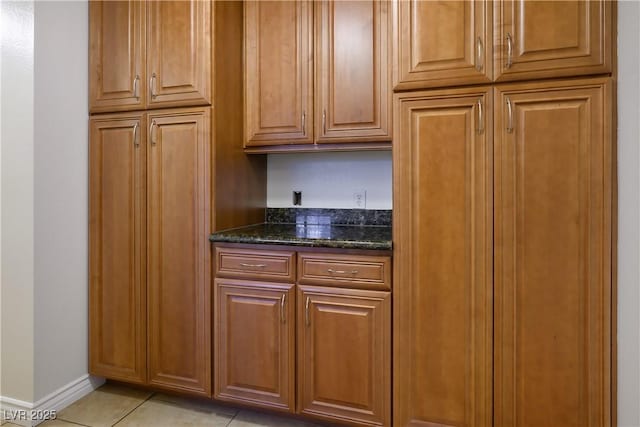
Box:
[209,223,392,250]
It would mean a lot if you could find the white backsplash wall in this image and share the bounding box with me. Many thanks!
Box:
[267,151,392,209]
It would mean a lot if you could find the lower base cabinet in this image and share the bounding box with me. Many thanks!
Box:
[214,279,296,412]
[212,245,392,426]
[298,286,391,426]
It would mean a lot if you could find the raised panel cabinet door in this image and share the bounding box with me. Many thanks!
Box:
[147,0,211,108]
[315,0,391,143]
[494,79,612,427]
[214,279,295,412]
[89,113,146,384]
[393,88,493,427]
[244,1,314,146]
[89,0,146,113]
[147,108,211,396]
[393,0,492,91]
[494,0,612,81]
[297,286,391,426]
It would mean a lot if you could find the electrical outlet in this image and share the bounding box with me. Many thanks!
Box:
[353,190,366,208]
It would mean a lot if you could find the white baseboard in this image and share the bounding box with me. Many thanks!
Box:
[1,374,105,427]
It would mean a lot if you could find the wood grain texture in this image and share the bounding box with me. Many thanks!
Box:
[245,0,314,146]
[89,113,147,384]
[147,108,211,396]
[147,0,211,108]
[494,0,612,82]
[214,279,295,412]
[393,0,492,91]
[89,0,146,113]
[297,285,391,426]
[215,247,296,283]
[315,0,392,143]
[211,0,267,230]
[393,87,493,427]
[493,78,612,427]
[297,252,391,290]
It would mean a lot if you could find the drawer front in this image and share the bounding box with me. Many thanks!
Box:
[298,253,391,290]
[215,247,295,282]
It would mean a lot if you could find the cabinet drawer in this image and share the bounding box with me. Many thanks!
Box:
[298,253,391,290]
[215,247,295,282]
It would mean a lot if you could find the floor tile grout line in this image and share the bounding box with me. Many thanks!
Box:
[111,391,156,427]
[225,408,241,427]
[54,419,92,427]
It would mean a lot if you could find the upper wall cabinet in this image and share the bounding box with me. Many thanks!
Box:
[393,0,492,91]
[494,0,612,82]
[315,0,391,144]
[244,0,392,150]
[244,1,314,147]
[89,0,211,113]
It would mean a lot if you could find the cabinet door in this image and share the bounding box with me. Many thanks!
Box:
[147,108,211,396]
[89,114,146,384]
[494,79,612,427]
[244,1,313,146]
[393,88,493,427]
[494,0,612,81]
[214,279,295,412]
[393,0,492,90]
[89,1,146,113]
[315,0,391,143]
[147,1,211,108]
[298,286,390,426]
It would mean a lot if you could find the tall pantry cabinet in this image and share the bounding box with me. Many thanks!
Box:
[393,1,614,427]
[88,0,266,397]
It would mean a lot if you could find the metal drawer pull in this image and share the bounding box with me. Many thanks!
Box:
[133,74,140,99]
[305,297,311,327]
[476,36,483,71]
[302,111,306,136]
[506,97,514,133]
[133,122,139,147]
[280,294,286,323]
[150,120,157,146]
[327,268,359,275]
[150,72,157,99]
[476,98,484,134]
[239,263,266,269]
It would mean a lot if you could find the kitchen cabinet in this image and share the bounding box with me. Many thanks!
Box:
[89,0,210,113]
[493,78,612,427]
[393,88,493,427]
[214,279,295,412]
[147,109,211,396]
[298,285,391,426]
[89,113,147,384]
[392,0,612,90]
[494,0,612,82]
[315,0,391,143]
[393,0,492,90]
[244,0,313,147]
[244,0,391,150]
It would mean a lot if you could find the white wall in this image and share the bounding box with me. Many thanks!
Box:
[33,0,89,401]
[617,2,640,425]
[0,0,36,403]
[267,151,392,209]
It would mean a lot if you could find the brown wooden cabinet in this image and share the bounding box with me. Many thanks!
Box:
[214,279,295,412]
[297,285,391,426]
[244,0,313,147]
[494,0,612,82]
[393,88,493,427]
[493,78,612,427]
[89,1,146,113]
[393,0,492,90]
[89,113,147,384]
[89,0,210,113]
[244,0,391,149]
[315,0,391,143]
[147,109,211,396]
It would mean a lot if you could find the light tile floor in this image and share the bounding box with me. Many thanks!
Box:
[4,382,326,427]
